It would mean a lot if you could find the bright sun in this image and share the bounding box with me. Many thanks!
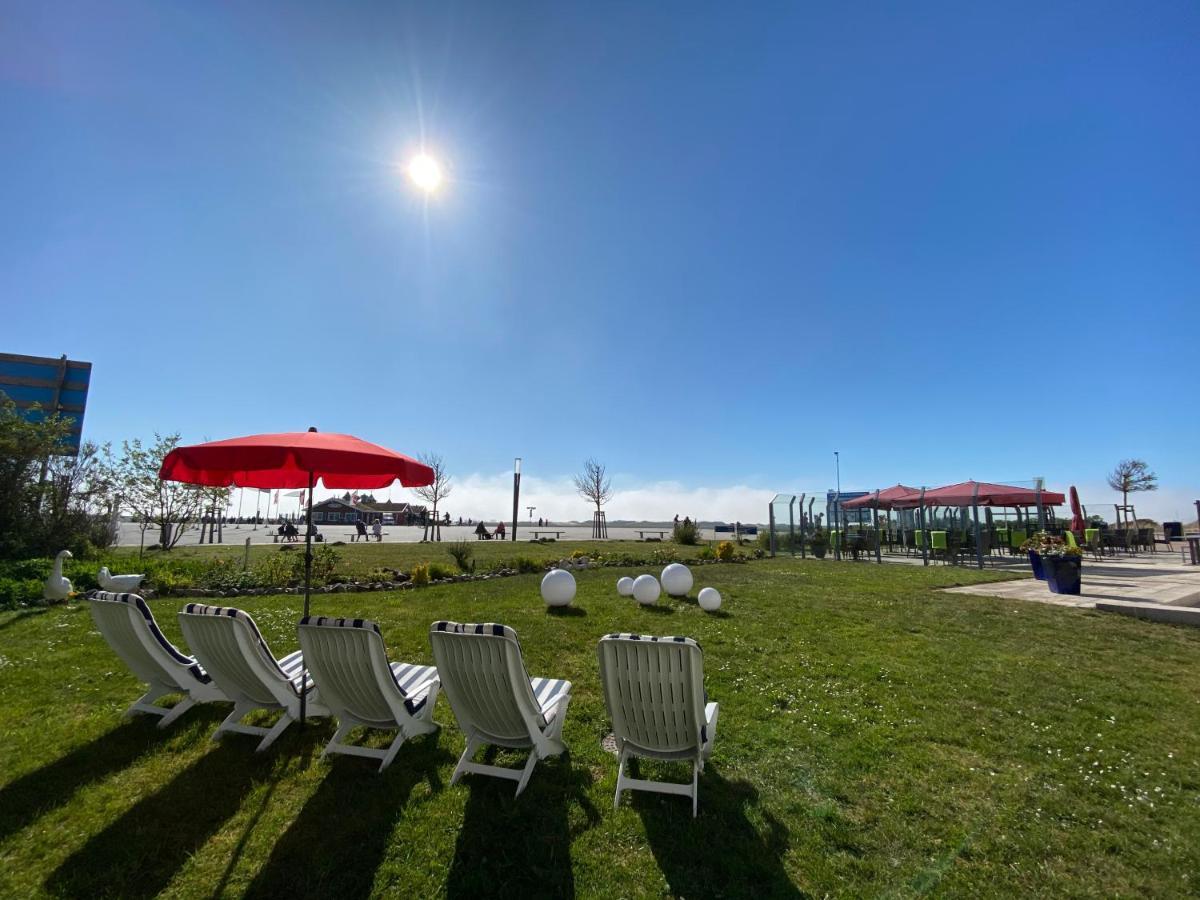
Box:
[406,153,443,193]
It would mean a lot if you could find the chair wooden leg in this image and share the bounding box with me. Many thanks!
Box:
[451,734,481,786]
[255,713,294,752]
[156,696,196,729]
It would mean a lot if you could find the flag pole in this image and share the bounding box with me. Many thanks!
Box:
[299,468,315,725]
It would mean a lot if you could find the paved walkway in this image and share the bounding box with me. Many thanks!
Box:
[940,552,1200,610]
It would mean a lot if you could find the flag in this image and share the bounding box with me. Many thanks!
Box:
[351,492,361,506]
[273,490,280,503]
[298,490,306,507]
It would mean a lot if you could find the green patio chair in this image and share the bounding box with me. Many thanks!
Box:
[1010,529,1027,555]
[931,530,948,564]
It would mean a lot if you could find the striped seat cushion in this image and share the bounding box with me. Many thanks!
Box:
[302,616,432,715]
[185,603,312,695]
[432,620,515,639]
[530,677,571,723]
[88,590,210,684]
[603,632,702,651]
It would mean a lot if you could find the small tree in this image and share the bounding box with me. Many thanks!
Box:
[107,433,223,550]
[1106,459,1158,508]
[412,452,452,541]
[0,394,117,558]
[573,458,613,523]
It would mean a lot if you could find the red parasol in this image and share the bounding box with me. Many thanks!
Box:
[1068,485,1086,533]
[841,484,920,511]
[159,428,434,723]
[158,429,433,489]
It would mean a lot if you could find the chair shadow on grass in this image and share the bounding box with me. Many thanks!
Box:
[243,732,451,900]
[0,707,220,845]
[45,730,299,900]
[547,605,587,617]
[633,764,804,898]
[446,749,600,898]
[0,607,50,631]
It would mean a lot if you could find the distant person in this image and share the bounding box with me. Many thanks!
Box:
[277,522,287,538]
[372,519,383,542]
[475,521,489,538]
[355,519,367,542]
[674,514,680,525]
[495,520,506,538]
[683,516,691,527]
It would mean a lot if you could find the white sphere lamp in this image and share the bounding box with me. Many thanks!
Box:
[616,576,635,597]
[661,563,694,597]
[540,568,576,607]
[698,587,722,612]
[632,574,661,606]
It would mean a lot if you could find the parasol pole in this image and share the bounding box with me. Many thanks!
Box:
[299,468,315,724]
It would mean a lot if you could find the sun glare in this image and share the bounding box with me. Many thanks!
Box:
[406,153,444,193]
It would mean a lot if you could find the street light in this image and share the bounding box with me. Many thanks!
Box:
[511,458,521,542]
[527,506,536,523]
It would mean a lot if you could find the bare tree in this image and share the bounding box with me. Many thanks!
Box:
[573,458,613,515]
[1107,459,1158,507]
[412,452,452,541]
[105,433,225,550]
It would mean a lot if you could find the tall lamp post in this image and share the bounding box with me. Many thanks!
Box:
[834,450,842,561]
[511,458,521,542]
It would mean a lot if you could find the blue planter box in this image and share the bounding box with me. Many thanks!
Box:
[1028,551,1046,580]
[1043,555,1082,595]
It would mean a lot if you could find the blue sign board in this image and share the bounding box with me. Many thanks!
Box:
[0,353,92,454]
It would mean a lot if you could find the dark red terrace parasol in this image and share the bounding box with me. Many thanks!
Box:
[841,484,920,511]
[160,428,434,723]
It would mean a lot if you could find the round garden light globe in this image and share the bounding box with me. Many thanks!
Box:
[698,587,722,612]
[632,574,661,606]
[660,563,694,597]
[616,576,635,597]
[540,568,576,607]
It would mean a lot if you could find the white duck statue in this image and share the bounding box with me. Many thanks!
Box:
[98,566,146,593]
[43,550,74,601]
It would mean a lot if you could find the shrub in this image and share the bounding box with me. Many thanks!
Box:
[0,576,43,609]
[696,546,716,560]
[673,520,700,545]
[716,540,735,561]
[409,563,430,586]
[308,545,341,584]
[255,552,297,588]
[447,541,475,573]
[570,549,588,559]
[428,562,457,580]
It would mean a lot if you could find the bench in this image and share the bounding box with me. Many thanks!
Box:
[343,532,388,542]
[530,530,565,541]
[637,530,669,541]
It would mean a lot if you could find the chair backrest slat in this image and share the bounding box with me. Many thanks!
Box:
[88,591,193,688]
[599,635,705,755]
[429,622,539,742]
[179,606,287,706]
[298,619,395,724]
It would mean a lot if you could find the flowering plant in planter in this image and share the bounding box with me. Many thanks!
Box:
[1019,533,1082,557]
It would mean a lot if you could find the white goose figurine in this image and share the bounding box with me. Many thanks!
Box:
[43,550,74,601]
[98,566,146,593]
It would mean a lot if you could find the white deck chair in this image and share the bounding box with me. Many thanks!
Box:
[598,633,719,817]
[429,621,571,796]
[86,590,227,728]
[297,616,441,771]
[178,603,329,751]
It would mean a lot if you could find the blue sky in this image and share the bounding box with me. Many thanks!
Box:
[3,1,1198,521]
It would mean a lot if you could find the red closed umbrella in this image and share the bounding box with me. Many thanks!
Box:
[1069,485,1086,534]
[160,428,434,723]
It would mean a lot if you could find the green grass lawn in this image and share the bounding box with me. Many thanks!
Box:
[1,557,1198,897]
